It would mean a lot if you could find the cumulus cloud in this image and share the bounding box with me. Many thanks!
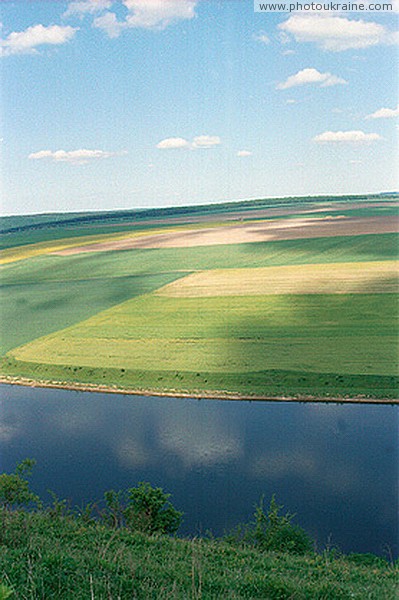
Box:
[192,135,221,148]
[28,149,127,164]
[279,14,395,51]
[156,137,190,149]
[1,24,78,56]
[366,105,399,119]
[63,0,111,18]
[277,67,347,90]
[313,130,382,143]
[237,150,252,157]
[94,0,198,37]
[124,0,197,29]
[157,135,221,149]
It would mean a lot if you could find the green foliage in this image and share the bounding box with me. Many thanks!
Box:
[254,496,313,555]
[227,495,313,556]
[103,483,183,535]
[0,460,40,511]
[0,585,13,600]
[125,482,183,535]
[103,489,124,529]
[46,490,72,519]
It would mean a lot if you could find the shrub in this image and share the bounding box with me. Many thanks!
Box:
[254,495,313,554]
[226,495,313,555]
[0,459,40,511]
[104,482,183,535]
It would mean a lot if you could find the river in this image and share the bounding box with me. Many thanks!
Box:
[0,384,397,558]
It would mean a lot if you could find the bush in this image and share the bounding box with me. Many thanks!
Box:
[104,482,183,535]
[0,459,40,511]
[227,495,313,555]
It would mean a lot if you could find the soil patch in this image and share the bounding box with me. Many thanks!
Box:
[53,216,398,256]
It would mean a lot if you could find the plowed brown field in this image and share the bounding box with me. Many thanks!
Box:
[53,216,398,255]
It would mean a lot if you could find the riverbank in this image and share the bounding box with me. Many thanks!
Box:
[1,375,397,404]
[1,509,397,600]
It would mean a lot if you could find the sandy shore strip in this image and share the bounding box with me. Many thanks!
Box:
[0,376,397,405]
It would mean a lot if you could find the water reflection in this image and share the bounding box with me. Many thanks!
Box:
[0,384,397,557]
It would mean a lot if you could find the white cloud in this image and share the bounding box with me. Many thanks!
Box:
[237,150,252,157]
[192,135,221,148]
[157,135,221,149]
[313,130,382,143]
[156,137,190,149]
[279,14,395,51]
[366,105,399,119]
[28,149,127,164]
[254,32,270,45]
[125,0,197,29]
[64,0,111,18]
[93,12,125,38]
[94,0,198,37]
[277,67,347,90]
[1,24,78,56]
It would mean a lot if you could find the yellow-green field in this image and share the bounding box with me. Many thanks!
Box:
[8,293,397,378]
[157,261,398,297]
[1,197,398,400]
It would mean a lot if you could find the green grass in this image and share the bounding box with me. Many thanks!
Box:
[0,273,183,354]
[1,510,397,599]
[2,358,397,399]
[5,294,398,398]
[1,233,398,285]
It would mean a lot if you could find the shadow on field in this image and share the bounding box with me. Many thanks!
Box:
[0,271,185,355]
[219,290,398,398]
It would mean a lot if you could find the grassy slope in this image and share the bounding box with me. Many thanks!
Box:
[5,293,398,398]
[1,510,397,600]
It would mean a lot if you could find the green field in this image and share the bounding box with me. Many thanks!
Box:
[4,293,397,398]
[1,196,398,400]
[0,273,183,354]
[2,233,397,283]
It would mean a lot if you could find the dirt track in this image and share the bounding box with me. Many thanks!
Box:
[53,215,398,256]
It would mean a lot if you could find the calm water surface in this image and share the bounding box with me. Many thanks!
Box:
[0,384,397,557]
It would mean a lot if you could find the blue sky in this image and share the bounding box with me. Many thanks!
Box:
[1,0,398,215]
